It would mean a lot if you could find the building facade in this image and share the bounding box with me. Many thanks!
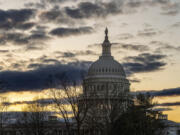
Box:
[80,28,131,132]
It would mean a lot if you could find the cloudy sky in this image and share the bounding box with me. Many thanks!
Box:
[0,0,180,122]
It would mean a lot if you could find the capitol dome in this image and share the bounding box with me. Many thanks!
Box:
[83,28,130,95]
[88,56,126,77]
[87,28,126,78]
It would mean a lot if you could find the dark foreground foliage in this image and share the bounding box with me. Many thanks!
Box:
[111,93,166,135]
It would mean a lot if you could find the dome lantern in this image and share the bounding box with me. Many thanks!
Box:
[102,27,111,57]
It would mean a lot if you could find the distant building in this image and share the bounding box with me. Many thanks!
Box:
[158,114,168,120]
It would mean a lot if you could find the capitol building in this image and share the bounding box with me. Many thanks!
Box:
[81,28,131,126]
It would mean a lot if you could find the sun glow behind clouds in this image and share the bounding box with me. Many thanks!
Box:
[0,88,179,122]
[164,107,180,122]
[0,90,47,111]
[154,96,180,122]
[1,91,45,103]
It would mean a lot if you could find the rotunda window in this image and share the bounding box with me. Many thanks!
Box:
[97,85,100,90]
[114,84,117,90]
[89,86,91,90]
[92,85,94,90]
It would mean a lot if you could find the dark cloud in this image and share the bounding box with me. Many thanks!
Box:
[0,66,3,70]
[29,33,50,41]
[11,63,21,69]
[126,1,142,8]
[50,27,93,37]
[39,6,78,25]
[150,41,180,52]
[4,98,54,106]
[88,42,149,52]
[16,22,35,30]
[40,9,62,22]
[171,22,180,27]
[39,0,177,25]
[26,0,180,31]
[0,50,9,53]
[24,1,47,9]
[42,59,61,65]
[26,0,74,8]
[0,8,50,50]
[151,87,180,97]
[161,10,179,16]
[0,32,29,45]
[0,61,92,93]
[75,50,98,56]
[38,1,121,25]
[28,26,50,43]
[0,31,50,47]
[28,63,45,69]
[114,43,149,52]
[160,1,180,16]
[153,107,173,111]
[155,0,170,4]
[26,0,180,28]
[126,0,169,7]
[158,102,180,107]
[137,28,161,37]
[0,9,35,30]
[157,45,180,53]
[118,33,134,40]
[87,43,101,48]
[123,53,167,74]
[62,52,76,58]
[4,97,72,106]
[25,45,45,51]
[129,78,141,83]
[65,1,122,19]
[56,50,97,58]
[126,0,180,14]
[47,0,75,3]
[136,87,180,97]
[122,0,180,15]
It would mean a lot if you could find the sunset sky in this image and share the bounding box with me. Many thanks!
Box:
[0,0,180,122]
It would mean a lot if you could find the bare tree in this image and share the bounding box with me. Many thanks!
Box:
[50,81,91,135]
[0,96,9,135]
[18,97,48,135]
